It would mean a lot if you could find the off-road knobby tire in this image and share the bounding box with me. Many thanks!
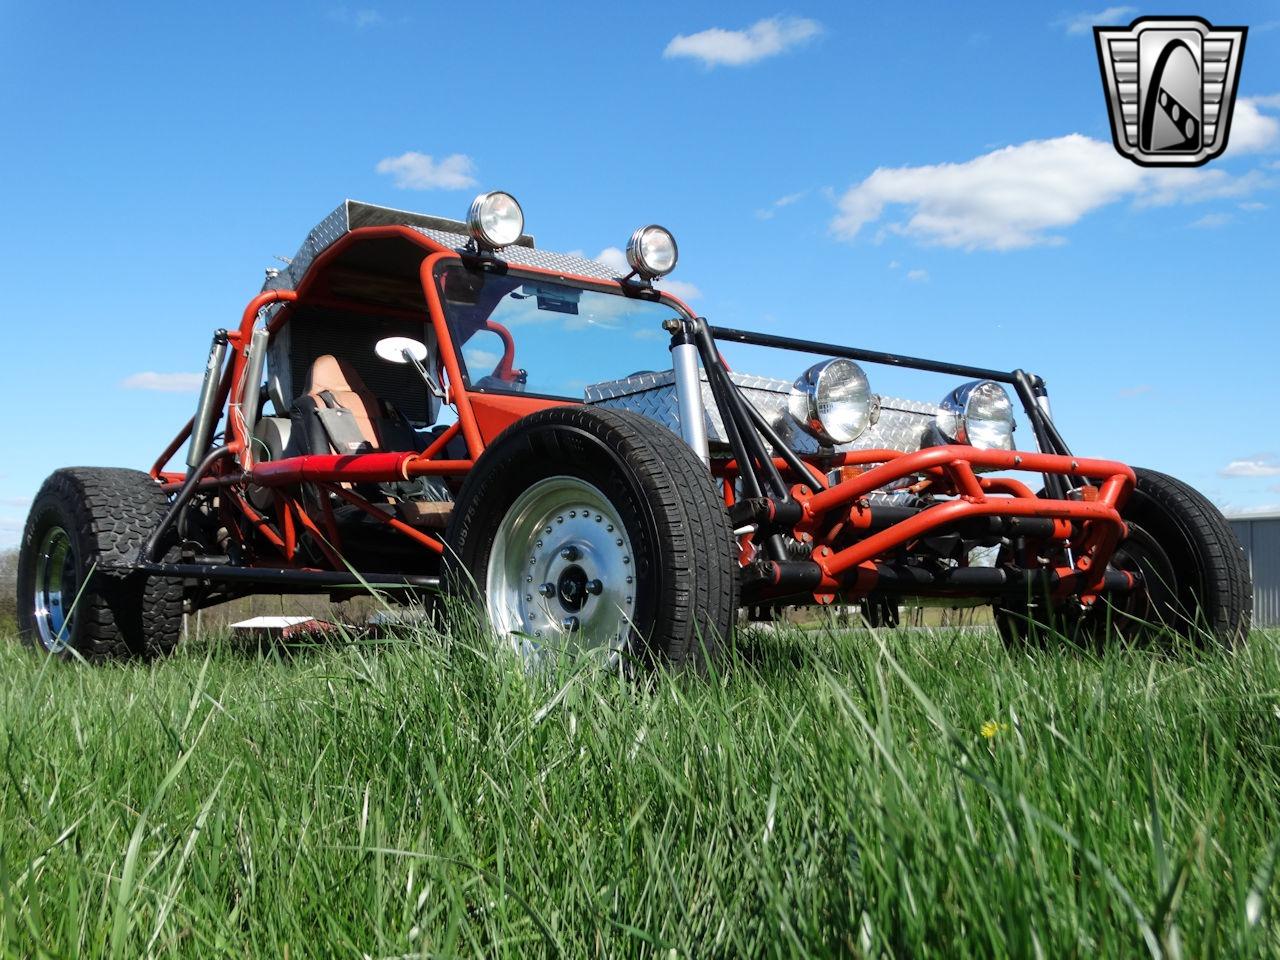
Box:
[996,468,1252,649]
[445,407,738,672]
[17,468,183,660]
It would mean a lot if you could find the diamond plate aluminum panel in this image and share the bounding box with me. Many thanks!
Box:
[585,370,937,456]
[262,199,619,292]
[406,226,619,280]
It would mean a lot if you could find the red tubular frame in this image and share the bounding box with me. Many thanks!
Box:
[150,222,1140,607]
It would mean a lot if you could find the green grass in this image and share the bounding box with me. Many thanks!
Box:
[2,619,1279,958]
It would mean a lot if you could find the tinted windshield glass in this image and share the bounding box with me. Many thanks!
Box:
[436,266,680,399]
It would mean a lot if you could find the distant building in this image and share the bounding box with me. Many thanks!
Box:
[1229,514,1280,629]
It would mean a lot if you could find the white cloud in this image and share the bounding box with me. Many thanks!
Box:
[1118,384,1152,398]
[1220,456,1280,478]
[655,278,702,300]
[905,268,929,282]
[1229,98,1280,154]
[121,372,204,392]
[328,6,384,28]
[463,347,500,370]
[1224,503,1280,518]
[1240,201,1268,211]
[831,132,1275,251]
[595,246,629,275]
[0,496,30,509]
[375,152,477,190]
[1135,168,1272,207]
[664,17,821,68]
[756,190,808,219]
[1191,212,1232,229]
[1055,6,1135,35]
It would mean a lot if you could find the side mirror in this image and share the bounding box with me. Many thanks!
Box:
[374,337,446,401]
[374,336,428,364]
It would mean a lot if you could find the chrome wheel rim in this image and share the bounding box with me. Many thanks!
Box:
[33,526,78,652]
[487,476,636,663]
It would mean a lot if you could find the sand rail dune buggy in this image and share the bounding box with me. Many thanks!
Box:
[18,192,1252,665]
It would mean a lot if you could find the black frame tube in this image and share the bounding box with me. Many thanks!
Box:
[748,559,1134,602]
[709,324,1016,383]
[707,324,1076,488]
[143,445,234,563]
[678,319,790,560]
[737,394,828,491]
[130,561,440,591]
[705,354,789,499]
[1011,370,1071,499]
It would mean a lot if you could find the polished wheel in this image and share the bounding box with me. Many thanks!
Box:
[487,476,635,661]
[32,525,77,652]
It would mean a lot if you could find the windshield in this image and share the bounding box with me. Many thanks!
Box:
[435,265,682,400]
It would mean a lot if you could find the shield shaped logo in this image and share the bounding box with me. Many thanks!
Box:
[1094,16,1247,167]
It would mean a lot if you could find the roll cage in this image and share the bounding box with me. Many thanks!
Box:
[137,223,1137,613]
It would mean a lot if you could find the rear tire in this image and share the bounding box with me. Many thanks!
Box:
[17,468,183,660]
[445,407,738,671]
[996,468,1252,649]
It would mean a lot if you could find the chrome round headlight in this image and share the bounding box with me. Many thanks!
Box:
[788,358,874,446]
[936,380,1016,451]
[467,191,524,249]
[625,225,678,279]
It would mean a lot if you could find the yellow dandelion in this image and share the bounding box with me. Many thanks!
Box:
[980,720,1007,739]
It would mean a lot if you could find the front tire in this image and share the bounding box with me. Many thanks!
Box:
[17,468,183,660]
[445,407,738,671]
[996,468,1252,648]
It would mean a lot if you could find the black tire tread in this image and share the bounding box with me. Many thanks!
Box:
[1128,467,1252,645]
[996,468,1252,648]
[17,467,183,660]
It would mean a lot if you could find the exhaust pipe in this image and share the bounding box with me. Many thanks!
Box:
[187,329,229,469]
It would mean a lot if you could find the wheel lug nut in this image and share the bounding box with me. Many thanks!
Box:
[560,545,580,561]
[562,616,580,631]
[585,579,603,595]
[539,582,556,597]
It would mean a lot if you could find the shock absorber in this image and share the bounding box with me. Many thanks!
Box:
[187,329,229,468]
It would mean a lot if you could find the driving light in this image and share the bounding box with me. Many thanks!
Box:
[625,225,678,279]
[936,380,1016,451]
[788,359,874,446]
[467,191,524,250]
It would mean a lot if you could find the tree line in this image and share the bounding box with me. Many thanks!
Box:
[1,548,16,631]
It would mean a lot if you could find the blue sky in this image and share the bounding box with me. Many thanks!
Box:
[0,2,1277,547]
